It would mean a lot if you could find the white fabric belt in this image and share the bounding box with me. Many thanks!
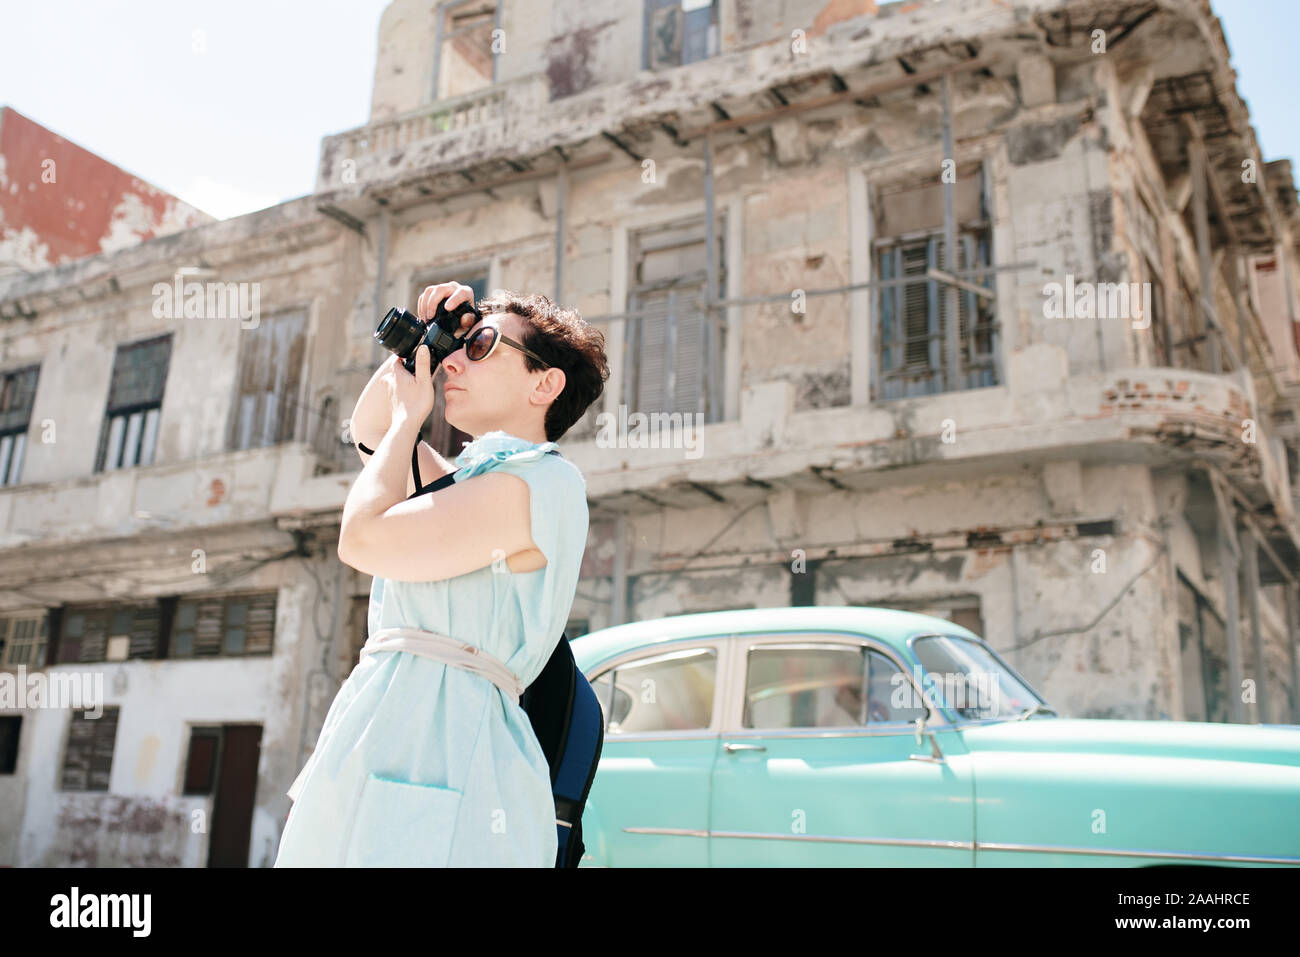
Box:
[361,626,525,704]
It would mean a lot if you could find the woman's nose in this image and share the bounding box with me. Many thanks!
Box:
[441,348,465,374]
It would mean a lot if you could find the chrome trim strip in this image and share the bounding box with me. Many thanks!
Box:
[602,732,719,743]
[622,827,709,838]
[975,842,1300,865]
[616,830,1300,864]
[718,725,944,740]
[709,831,973,849]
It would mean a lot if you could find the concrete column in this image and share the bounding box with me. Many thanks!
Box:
[1189,136,1221,373]
[1217,517,1245,723]
[1240,523,1266,722]
[1287,581,1300,724]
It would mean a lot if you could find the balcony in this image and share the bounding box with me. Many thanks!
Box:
[316,73,550,193]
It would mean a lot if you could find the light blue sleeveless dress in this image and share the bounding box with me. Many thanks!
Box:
[274,431,589,867]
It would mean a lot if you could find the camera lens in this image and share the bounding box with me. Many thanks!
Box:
[374,307,424,360]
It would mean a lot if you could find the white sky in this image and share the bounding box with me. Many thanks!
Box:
[2,1,1293,221]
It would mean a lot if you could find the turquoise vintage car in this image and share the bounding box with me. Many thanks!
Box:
[571,606,1300,867]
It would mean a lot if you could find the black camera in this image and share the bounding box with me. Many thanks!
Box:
[374,298,482,375]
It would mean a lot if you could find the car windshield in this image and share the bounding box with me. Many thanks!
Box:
[911,634,1048,720]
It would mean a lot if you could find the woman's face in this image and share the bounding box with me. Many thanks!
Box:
[438,310,556,437]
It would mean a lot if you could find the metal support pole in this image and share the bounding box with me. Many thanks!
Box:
[940,74,961,393]
[1218,525,1244,723]
[704,133,718,422]
[1287,581,1300,724]
[1210,471,1245,723]
[612,512,628,626]
[554,162,568,302]
[1229,250,1250,389]
[1190,136,1221,374]
[1241,523,1266,722]
[371,208,390,366]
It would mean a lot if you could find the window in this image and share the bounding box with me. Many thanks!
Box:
[182,727,221,794]
[57,603,161,664]
[741,642,927,729]
[591,647,716,733]
[644,0,719,71]
[873,166,998,399]
[0,365,38,486]
[228,310,307,451]
[61,706,119,791]
[434,0,497,101]
[0,715,19,774]
[0,613,48,668]
[96,335,171,471]
[626,216,727,422]
[170,592,276,658]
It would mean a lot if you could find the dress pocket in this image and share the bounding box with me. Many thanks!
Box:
[345,771,464,867]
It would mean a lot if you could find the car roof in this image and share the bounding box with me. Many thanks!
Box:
[569,605,980,671]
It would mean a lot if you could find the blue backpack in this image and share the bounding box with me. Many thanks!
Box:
[396,441,605,867]
[519,630,605,867]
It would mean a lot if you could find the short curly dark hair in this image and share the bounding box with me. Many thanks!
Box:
[477,290,609,442]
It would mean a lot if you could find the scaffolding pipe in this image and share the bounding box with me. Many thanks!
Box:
[1241,522,1266,722]
[704,133,719,423]
[554,161,568,302]
[576,262,1039,324]
[941,73,961,393]
[1190,134,1223,374]
[1288,583,1300,724]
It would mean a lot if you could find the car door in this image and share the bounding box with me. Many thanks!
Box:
[582,637,728,866]
[709,632,975,866]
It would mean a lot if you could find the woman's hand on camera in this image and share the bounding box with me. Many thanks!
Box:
[383,346,436,427]
[417,281,477,335]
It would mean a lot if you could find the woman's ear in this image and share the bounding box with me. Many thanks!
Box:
[537,366,565,403]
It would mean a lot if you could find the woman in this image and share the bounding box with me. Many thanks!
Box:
[275,282,608,867]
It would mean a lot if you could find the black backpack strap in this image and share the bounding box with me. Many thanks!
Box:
[358,438,426,495]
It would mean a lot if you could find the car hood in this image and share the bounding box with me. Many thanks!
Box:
[958,717,1300,767]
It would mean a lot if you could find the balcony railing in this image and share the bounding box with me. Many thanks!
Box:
[317,74,549,190]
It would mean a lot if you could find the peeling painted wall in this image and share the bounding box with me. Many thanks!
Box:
[0,107,212,275]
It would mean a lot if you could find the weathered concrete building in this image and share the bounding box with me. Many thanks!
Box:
[0,0,1298,866]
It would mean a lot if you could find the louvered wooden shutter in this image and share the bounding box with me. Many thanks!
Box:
[61,706,119,791]
[129,603,160,659]
[80,610,108,663]
[193,598,225,656]
[230,311,307,451]
[245,593,276,655]
[672,287,706,416]
[900,240,932,368]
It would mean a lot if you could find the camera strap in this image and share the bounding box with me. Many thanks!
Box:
[355,439,561,500]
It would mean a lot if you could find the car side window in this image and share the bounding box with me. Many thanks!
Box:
[590,647,717,734]
[743,644,864,729]
[865,649,928,723]
[742,644,926,729]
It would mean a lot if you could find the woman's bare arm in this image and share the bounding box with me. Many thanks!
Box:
[350,356,456,494]
[339,416,540,582]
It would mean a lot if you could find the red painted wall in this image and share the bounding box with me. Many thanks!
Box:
[0,106,212,271]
